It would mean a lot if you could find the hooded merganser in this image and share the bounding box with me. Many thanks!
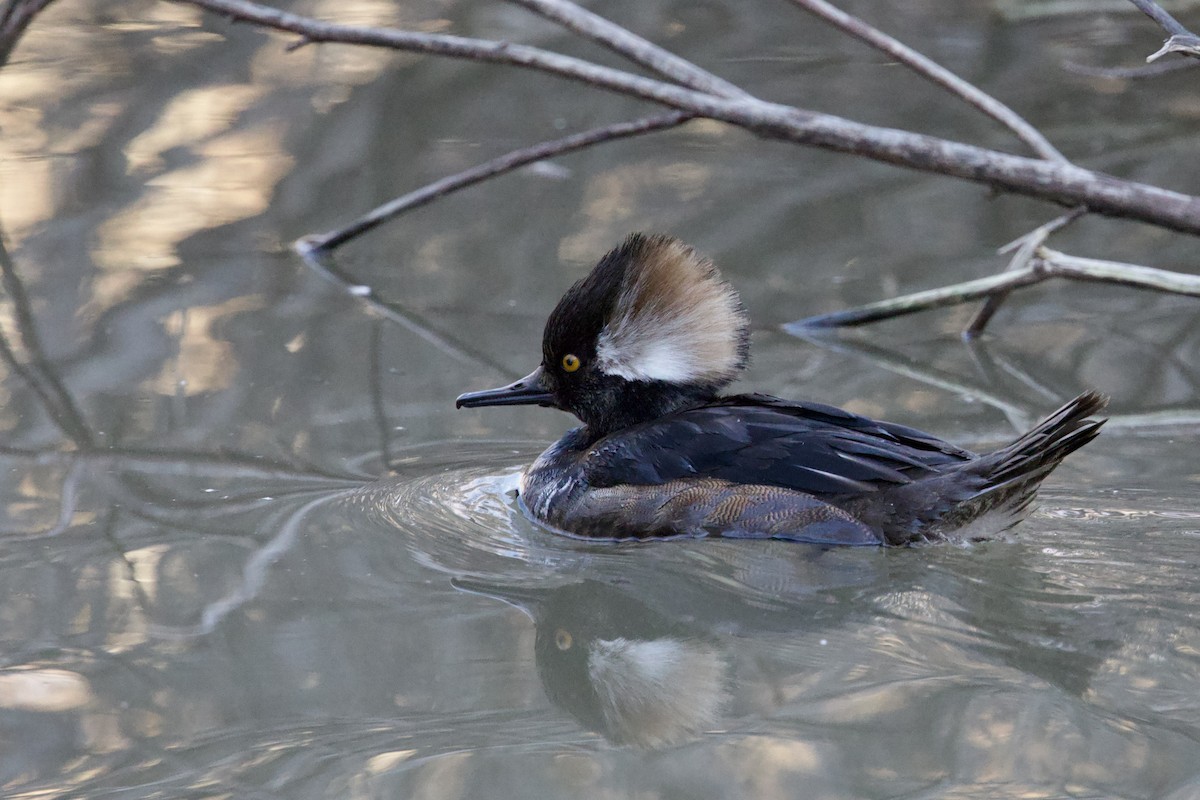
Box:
[456,233,1107,546]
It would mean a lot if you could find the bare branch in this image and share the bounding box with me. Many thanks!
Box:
[786,0,1066,162]
[1128,0,1200,60]
[1147,32,1200,60]
[176,0,1200,235]
[298,112,691,251]
[997,207,1089,255]
[1036,247,1200,294]
[787,247,1200,330]
[1129,0,1194,38]
[503,0,751,98]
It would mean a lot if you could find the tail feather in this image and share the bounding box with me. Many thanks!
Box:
[880,391,1107,543]
[868,388,1099,544]
[981,390,1108,497]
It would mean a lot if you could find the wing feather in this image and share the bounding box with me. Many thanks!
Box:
[584,394,974,496]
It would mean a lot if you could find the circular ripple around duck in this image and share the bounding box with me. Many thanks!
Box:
[356,441,609,583]
[350,442,897,608]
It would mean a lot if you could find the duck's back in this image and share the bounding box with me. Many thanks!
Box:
[584,394,975,493]
[520,392,1104,545]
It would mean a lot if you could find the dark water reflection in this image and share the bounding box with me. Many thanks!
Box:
[3,0,1200,797]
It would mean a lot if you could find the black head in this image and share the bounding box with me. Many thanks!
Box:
[456,233,750,436]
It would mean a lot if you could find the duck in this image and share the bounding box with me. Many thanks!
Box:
[456,233,1107,545]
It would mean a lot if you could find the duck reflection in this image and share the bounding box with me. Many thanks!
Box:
[454,578,730,749]
[454,545,1119,753]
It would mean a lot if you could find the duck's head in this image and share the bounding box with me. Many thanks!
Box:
[456,233,750,435]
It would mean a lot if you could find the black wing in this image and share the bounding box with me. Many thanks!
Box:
[583,394,976,495]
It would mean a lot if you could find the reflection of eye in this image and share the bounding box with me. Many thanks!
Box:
[561,354,581,373]
[554,628,573,651]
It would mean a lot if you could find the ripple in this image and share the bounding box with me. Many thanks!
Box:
[350,442,899,614]
[358,441,606,583]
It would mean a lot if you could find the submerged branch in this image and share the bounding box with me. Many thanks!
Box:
[151,490,355,639]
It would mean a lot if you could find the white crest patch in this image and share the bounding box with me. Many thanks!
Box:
[587,636,728,748]
[596,236,748,386]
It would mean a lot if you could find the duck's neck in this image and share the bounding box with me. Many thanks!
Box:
[575,380,719,442]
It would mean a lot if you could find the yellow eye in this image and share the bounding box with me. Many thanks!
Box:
[561,353,581,373]
[554,628,573,651]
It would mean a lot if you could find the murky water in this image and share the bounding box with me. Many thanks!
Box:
[2,1,1199,798]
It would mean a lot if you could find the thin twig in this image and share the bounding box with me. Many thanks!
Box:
[1128,0,1200,60]
[175,0,1200,235]
[299,112,691,251]
[787,247,1200,330]
[964,206,1087,337]
[997,207,1089,255]
[786,269,1048,330]
[503,0,751,98]
[1129,0,1193,37]
[786,0,1066,162]
[35,457,85,538]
